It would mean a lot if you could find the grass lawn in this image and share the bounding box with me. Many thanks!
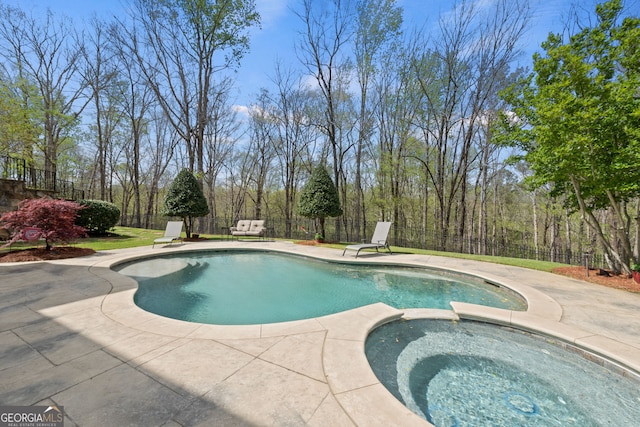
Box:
[319,242,566,273]
[2,226,567,273]
[1,226,224,252]
[72,226,231,251]
[74,226,178,250]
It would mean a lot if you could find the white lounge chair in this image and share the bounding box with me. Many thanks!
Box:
[153,221,184,248]
[342,222,392,258]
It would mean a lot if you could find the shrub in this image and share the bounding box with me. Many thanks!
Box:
[297,165,342,240]
[76,199,120,235]
[162,169,209,238]
[0,198,86,250]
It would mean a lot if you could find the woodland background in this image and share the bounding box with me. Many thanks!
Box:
[1,0,638,268]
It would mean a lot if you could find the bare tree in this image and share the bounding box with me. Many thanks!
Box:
[0,6,89,184]
[226,148,255,223]
[80,17,122,201]
[352,0,403,240]
[268,64,317,237]
[115,0,259,182]
[203,78,240,230]
[296,0,355,240]
[410,0,530,250]
[142,109,179,228]
[372,41,422,236]
[246,90,276,221]
[116,63,155,226]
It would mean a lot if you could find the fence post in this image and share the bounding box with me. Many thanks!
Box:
[583,252,591,277]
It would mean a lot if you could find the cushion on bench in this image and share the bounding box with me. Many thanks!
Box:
[230,220,266,237]
[230,220,252,234]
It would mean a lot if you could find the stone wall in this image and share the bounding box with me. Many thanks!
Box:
[0,178,55,214]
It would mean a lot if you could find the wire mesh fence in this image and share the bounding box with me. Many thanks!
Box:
[0,153,611,269]
[129,214,604,268]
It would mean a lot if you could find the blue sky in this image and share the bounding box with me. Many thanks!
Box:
[5,0,635,108]
[235,0,574,105]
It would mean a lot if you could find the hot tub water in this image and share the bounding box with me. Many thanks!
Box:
[366,319,640,426]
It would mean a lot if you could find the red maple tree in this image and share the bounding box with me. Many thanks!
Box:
[0,198,86,250]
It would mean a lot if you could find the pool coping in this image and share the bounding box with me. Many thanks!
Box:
[95,241,640,426]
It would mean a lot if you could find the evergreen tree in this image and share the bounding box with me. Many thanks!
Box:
[297,165,343,240]
[162,169,209,238]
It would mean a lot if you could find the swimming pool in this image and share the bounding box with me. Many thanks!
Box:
[366,319,640,426]
[116,250,526,325]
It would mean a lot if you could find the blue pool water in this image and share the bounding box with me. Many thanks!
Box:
[117,250,526,325]
[366,319,640,426]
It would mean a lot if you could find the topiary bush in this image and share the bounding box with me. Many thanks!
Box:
[297,165,342,241]
[75,199,120,235]
[162,169,209,238]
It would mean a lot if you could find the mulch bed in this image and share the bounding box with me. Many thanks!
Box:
[551,266,640,293]
[296,240,324,246]
[0,246,95,263]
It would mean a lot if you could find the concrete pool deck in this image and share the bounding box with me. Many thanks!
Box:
[1,240,639,426]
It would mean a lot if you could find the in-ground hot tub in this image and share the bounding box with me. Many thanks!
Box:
[366,318,640,426]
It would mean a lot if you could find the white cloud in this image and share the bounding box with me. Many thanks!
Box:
[232,104,250,114]
[255,0,290,28]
